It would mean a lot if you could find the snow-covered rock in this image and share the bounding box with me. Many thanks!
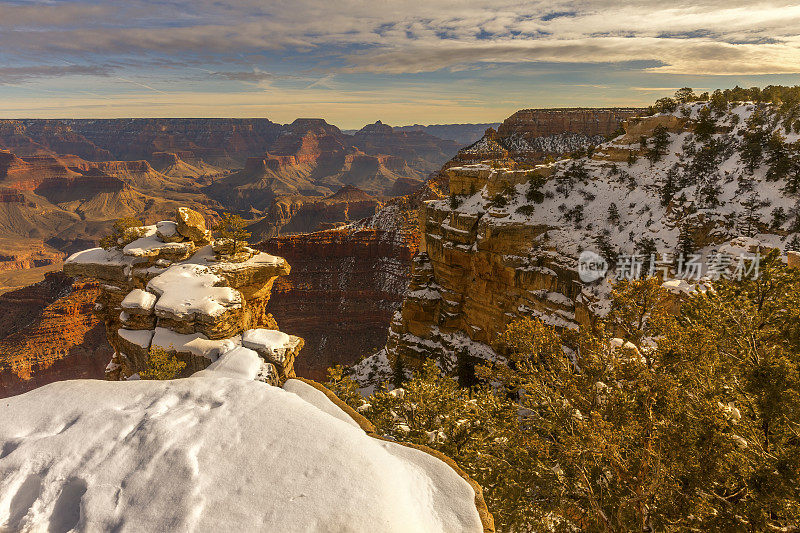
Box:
[64,207,299,382]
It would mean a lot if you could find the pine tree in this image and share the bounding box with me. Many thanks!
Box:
[607,202,620,225]
[674,87,696,103]
[694,106,716,143]
[771,206,787,229]
[675,224,695,264]
[214,212,251,255]
[739,192,769,237]
[740,110,769,173]
[594,232,618,267]
[766,131,791,181]
[391,355,407,389]
[647,124,670,164]
[635,236,658,278]
[786,235,800,252]
[659,167,678,207]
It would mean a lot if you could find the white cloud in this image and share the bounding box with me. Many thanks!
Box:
[0,0,798,77]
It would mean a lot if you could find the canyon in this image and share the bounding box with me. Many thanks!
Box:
[0,108,637,396]
[377,101,800,381]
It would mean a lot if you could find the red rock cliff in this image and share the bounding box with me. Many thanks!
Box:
[0,272,111,398]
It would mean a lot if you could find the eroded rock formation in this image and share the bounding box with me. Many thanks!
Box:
[384,103,800,376]
[64,207,303,383]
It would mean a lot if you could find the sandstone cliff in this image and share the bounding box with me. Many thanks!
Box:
[0,272,111,398]
[260,224,416,379]
[381,102,800,377]
[455,108,643,166]
[63,208,303,384]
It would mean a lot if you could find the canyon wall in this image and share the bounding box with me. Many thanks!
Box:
[0,272,111,398]
[383,103,800,376]
[260,224,417,380]
[455,107,643,166]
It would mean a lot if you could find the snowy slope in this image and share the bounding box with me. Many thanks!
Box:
[446,102,800,270]
[0,355,484,532]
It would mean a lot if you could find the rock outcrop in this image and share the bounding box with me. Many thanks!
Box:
[455,108,643,166]
[0,238,63,272]
[385,164,574,371]
[64,207,303,383]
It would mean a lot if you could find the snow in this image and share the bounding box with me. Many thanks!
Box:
[195,346,263,380]
[151,327,239,361]
[148,263,241,319]
[352,349,393,395]
[122,234,194,258]
[65,247,128,266]
[0,372,483,532]
[241,329,293,363]
[283,379,362,429]
[120,288,157,312]
[118,328,155,348]
[156,220,178,238]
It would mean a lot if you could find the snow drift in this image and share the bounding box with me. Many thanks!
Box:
[0,352,484,532]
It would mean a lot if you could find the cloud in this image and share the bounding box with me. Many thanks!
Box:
[212,70,276,82]
[0,64,113,84]
[0,1,798,78]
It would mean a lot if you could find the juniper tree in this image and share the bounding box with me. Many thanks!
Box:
[99,217,144,250]
[333,268,800,532]
[140,346,186,380]
[214,212,251,254]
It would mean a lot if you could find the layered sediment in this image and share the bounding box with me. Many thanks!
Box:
[64,207,303,383]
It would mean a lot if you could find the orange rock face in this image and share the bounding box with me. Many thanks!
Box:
[496,108,643,138]
[0,272,111,398]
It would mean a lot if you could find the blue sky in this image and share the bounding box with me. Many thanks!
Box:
[1,0,800,128]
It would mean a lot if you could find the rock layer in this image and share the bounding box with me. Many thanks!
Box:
[0,272,111,398]
[64,207,303,383]
[260,224,416,379]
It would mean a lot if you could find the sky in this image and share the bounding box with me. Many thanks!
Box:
[1,0,800,129]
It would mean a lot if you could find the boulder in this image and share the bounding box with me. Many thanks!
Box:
[176,207,212,244]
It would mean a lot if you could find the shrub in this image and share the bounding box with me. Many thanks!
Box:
[98,217,145,250]
[139,346,186,380]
